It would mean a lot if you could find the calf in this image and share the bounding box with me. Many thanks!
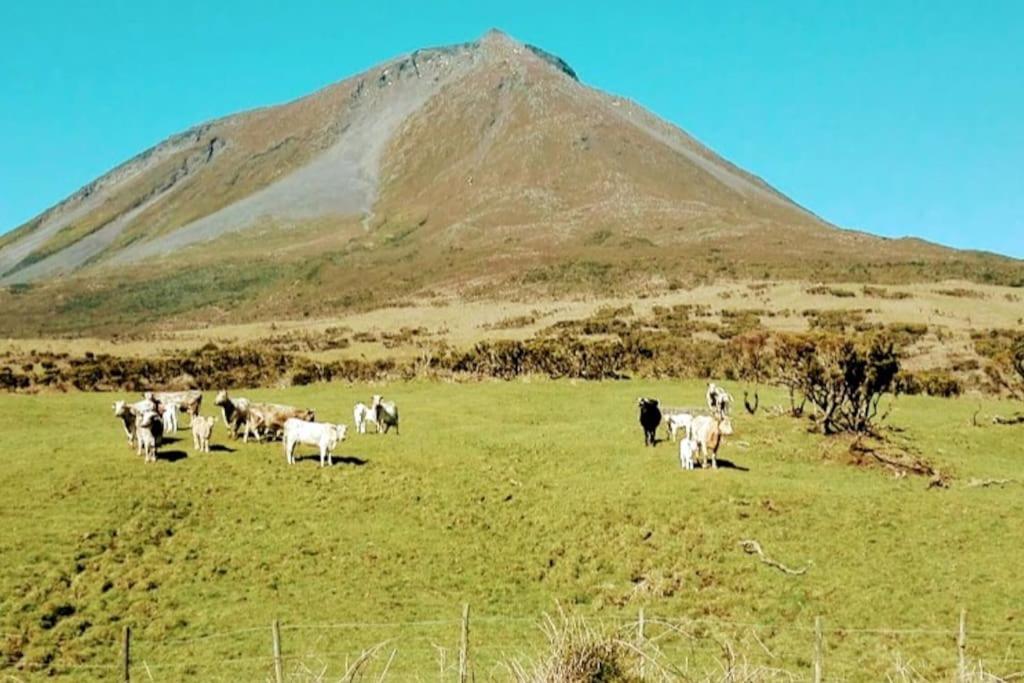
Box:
[136,410,164,463]
[191,416,216,453]
[283,419,347,467]
[353,402,377,434]
[113,398,158,450]
[679,437,698,470]
[637,398,661,447]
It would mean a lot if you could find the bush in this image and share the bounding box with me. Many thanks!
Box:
[772,333,900,434]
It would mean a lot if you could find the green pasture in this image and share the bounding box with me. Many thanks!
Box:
[0,381,1022,681]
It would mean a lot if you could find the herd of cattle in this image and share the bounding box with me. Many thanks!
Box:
[111,383,733,469]
[112,391,399,466]
[638,383,735,469]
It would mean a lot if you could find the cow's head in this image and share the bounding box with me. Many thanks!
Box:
[718,416,734,435]
[113,400,128,417]
[214,390,229,406]
[327,424,347,450]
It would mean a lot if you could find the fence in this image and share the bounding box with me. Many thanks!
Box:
[35,606,1024,681]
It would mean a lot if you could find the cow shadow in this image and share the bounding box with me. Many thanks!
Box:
[161,436,183,445]
[291,453,369,466]
[705,458,749,472]
[156,450,188,463]
[209,444,236,453]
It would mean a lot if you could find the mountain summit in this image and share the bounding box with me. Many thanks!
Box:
[0,30,1020,331]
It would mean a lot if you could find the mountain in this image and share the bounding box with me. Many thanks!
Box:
[0,30,1020,334]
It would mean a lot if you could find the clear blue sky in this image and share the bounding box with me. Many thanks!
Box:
[1,1,1021,257]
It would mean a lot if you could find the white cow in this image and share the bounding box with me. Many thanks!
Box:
[162,400,180,435]
[283,419,347,467]
[690,415,734,469]
[353,402,377,434]
[664,412,695,442]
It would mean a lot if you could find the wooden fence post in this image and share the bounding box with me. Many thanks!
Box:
[813,616,823,683]
[272,619,284,683]
[957,608,967,683]
[637,607,646,679]
[122,626,131,683]
[459,603,470,683]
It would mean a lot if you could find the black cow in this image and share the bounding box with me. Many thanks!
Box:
[637,397,662,447]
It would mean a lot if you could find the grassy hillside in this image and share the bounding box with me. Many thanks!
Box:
[1,381,1023,680]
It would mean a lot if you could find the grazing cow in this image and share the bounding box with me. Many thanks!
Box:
[145,391,203,425]
[706,383,732,417]
[191,416,216,453]
[283,419,347,467]
[245,403,316,443]
[353,402,377,434]
[136,410,164,463]
[679,437,697,470]
[370,395,399,435]
[690,415,734,469]
[637,398,662,447]
[214,391,254,440]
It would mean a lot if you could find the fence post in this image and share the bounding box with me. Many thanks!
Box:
[122,626,131,683]
[637,607,646,679]
[459,603,470,683]
[813,616,823,683]
[957,608,967,682]
[272,619,284,683]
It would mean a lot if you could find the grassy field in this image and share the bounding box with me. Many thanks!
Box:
[1,380,1023,681]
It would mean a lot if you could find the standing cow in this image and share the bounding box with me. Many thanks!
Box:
[637,398,662,447]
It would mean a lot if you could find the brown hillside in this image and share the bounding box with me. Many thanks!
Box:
[0,30,1020,335]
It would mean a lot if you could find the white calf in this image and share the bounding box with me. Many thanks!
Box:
[679,437,697,470]
[136,410,164,463]
[353,402,377,434]
[283,419,347,467]
[192,416,215,453]
[114,398,159,449]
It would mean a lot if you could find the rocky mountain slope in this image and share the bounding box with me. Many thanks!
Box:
[1,30,1020,335]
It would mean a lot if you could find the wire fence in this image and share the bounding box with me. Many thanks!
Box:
[24,607,1024,682]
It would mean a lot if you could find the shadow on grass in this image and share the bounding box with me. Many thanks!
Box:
[209,444,236,453]
[156,450,188,462]
[707,458,749,472]
[290,453,369,466]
